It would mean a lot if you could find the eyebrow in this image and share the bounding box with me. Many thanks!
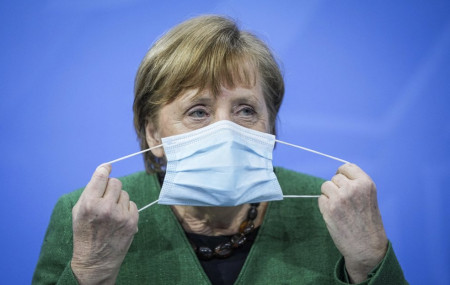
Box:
[232,95,260,105]
[177,90,211,104]
[183,95,213,105]
[230,91,266,110]
[179,89,263,107]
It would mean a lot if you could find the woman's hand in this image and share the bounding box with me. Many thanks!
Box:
[319,163,388,283]
[71,164,139,284]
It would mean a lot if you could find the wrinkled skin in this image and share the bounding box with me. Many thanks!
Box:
[319,163,388,283]
[71,164,139,284]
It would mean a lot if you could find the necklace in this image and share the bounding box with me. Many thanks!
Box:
[188,203,260,260]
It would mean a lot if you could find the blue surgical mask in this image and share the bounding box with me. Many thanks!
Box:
[158,120,283,206]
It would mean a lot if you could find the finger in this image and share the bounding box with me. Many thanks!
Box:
[331,173,350,188]
[129,201,139,233]
[129,201,138,215]
[321,181,339,199]
[337,163,368,180]
[83,164,112,198]
[103,177,122,202]
[117,190,130,209]
[318,195,328,215]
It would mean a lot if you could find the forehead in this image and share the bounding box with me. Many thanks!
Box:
[161,55,261,104]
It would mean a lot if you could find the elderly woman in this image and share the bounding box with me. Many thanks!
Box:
[33,15,407,284]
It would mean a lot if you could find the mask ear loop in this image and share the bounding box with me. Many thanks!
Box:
[275,139,350,199]
[283,195,321,198]
[275,140,349,164]
[138,199,159,212]
[105,144,164,164]
[104,144,163,212]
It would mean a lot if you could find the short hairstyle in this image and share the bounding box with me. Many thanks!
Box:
[133,15,284,173]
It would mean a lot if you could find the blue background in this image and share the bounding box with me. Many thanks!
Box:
[1,1,449,284]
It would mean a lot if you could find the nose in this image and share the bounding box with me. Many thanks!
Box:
[213,107,232,123]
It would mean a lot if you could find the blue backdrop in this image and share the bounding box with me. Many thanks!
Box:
[1,1,449,284]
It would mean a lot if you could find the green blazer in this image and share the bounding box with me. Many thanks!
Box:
[33,167,407,284]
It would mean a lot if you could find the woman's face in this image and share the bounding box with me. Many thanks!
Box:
[146,82,270,158]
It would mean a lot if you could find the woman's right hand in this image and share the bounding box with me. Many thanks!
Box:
[70,164,139,284]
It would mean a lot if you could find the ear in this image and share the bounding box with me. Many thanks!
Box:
[145,121,165,158]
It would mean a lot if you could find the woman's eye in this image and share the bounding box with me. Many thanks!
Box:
[188,109,209,118]
[237,106,256,117]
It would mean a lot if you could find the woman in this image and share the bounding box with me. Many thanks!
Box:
[33,15,407,284]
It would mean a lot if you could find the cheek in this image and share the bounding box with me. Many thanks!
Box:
[259,107,271,133]
[157,115,193,139]
[156,105,179,137]
[260,120,270,134]
[157,117,171,138]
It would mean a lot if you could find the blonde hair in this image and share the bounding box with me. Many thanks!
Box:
[134,15,284,173]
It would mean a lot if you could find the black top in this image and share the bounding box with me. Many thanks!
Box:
[185,228,260,285]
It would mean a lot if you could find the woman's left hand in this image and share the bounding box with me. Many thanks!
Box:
[319,163,388,283]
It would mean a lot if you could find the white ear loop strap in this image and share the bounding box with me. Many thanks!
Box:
[104,145,163,212]
[274,140,348,200]
[275,140,349,164]
[138,199,159,212]
[106,140,347,212]
[283,195,321,198]
[105,144,163,165]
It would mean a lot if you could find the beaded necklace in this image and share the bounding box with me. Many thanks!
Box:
[188,203,260,260]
